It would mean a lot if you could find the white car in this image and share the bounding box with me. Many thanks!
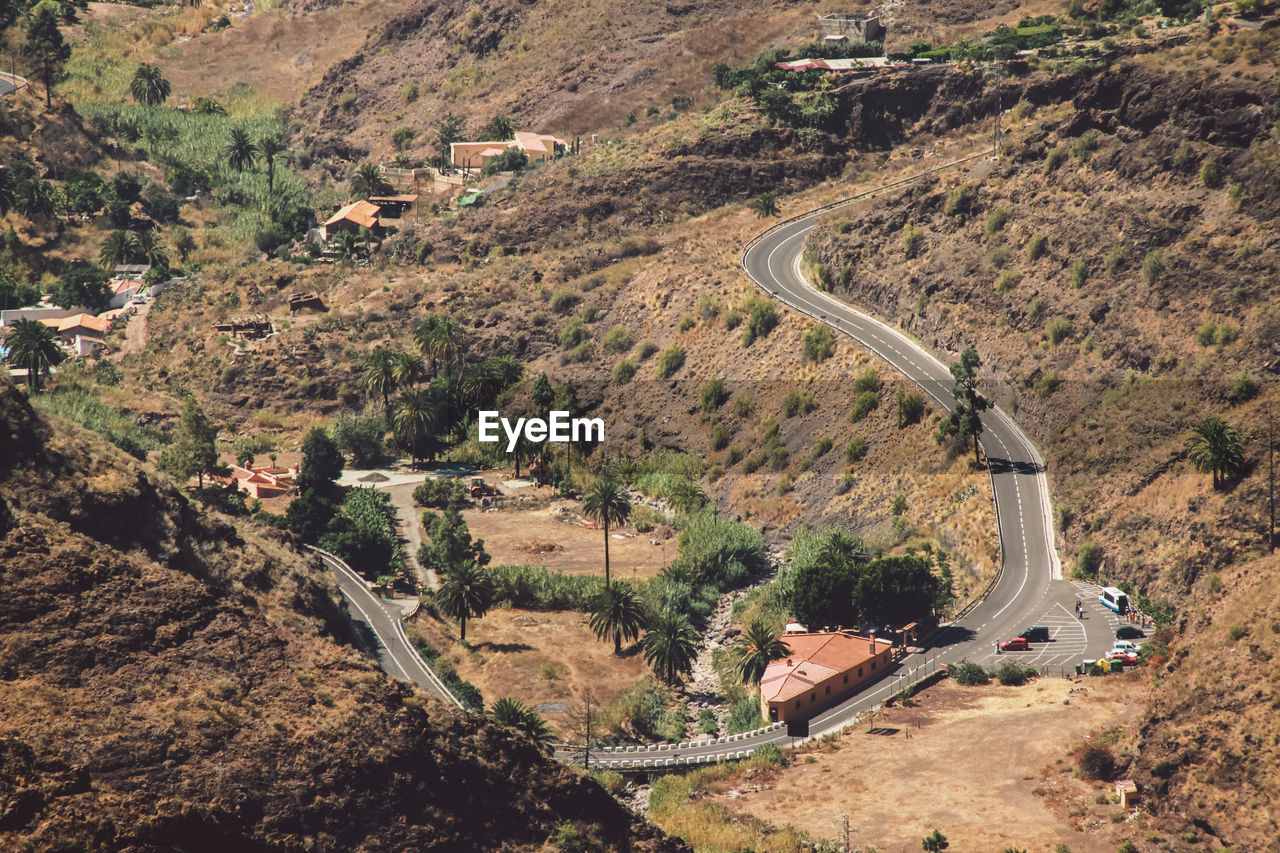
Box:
[1113,640,1140,654]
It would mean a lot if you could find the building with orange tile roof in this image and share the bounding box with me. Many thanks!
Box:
[449,132,567,173]
[55,313,111,340]
[230,464,298,499]
[322,200,383,240]
[759,631,895,723]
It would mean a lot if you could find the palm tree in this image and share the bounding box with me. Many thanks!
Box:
[3,318,64,392]
[350,162,392,199]
[134,229,168,269]
[337,231,359,261]
[1188,417,1245,489]
[435,560,493,641]
[224,127,257,172]
[667,479,707,515]
[393,387,439,470]
[731,620,791,685]
[751,192,780,218]
[257,134,287,193]
[817,530,874,568]
[589,582,648,654]
[490,698,554,753]
[129,63,170,106]
[642,610,698,685]
[414,315,466,377]
[361,347,399,422]
[582,469,631,585]
[392,350,427,388]
[98,230,140,270]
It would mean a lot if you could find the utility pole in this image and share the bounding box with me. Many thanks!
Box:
[580,690,594,770]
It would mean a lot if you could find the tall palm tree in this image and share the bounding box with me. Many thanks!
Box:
[1188,417,1245,489]
[134,229,168,268]
[589,582,648,655]
[731,620,791,685]
[3,318,64,392]
[257,134,287,193]
[435,560,493,641]
[98,230,140,270]
[361,347,399,422]
[582,469,631,586]
[392,350,427,388]
[667,479,707,515]
[393,387,439,470]
[414,315,465,377]
[817,530,874,568]
[642,610,698,685]
[129,63,170,106]
[224,127,257,172]
[490,698,554,753]
[350,162,393,199]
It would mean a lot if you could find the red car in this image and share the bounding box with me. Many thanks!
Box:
[1106,650,1139,665]
[999,637,1030,651]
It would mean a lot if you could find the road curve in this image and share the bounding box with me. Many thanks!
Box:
[308,545,464,710]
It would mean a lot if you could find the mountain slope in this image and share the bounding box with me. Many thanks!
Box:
[0,379,683,852]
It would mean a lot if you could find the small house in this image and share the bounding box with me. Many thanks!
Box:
[322,200,382,241]
[759,631,896,723]
[231,464,297,499]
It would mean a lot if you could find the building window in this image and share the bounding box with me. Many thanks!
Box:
[871,661,876,670]
[858,667,863,678]
[795,700,801,709]
[770,707,778,721]
[825,685,831,694]
[843,674,849,684]
[810,693,816,702]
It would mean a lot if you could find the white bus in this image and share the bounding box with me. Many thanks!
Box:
[1099,586,1129,614]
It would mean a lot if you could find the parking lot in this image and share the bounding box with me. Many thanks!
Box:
[976,581,1127,672]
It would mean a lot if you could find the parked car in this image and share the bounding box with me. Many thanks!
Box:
[1115,625,1145,640]
[1113,640,1140,654]
[1018,626,1050,642]
[1105,650,1139,665]
[999,637,1030,651]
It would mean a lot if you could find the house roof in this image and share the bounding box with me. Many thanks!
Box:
[324,200,381,229]
[513,131,565,156]
[112,278,139,294]
[58,314,111,334]
[368,194,419,204]
[759,632,894,704]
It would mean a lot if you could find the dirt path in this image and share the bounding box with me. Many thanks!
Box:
[117,301,151,357]
[383,481,435,590]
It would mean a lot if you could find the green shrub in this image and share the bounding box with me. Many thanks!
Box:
[1074,539,1103,578]
[562,341,593,364]
[985,206,1010,235]
[724,309,743,331]
[656,344,686,378]
[834,472,854,494]
[1070,260,1087,289]
[1046,317,1071,345]
[1141,249,1165,286]
[891,494,907,515]
[949,661,989,685]
[602,325,633,354]
[1104,243,1127,276]
[852,368,880,394]
[995,660,1030,686]
[742,300,778,346]
[1025,233,1048,262]
[896,389,925,427]
[1043,145,1068,174]
[985,245,1012,270]
[550,289,581,314]
[489,565,606,611]
[1200,156,1222,189]
[391,126,417,151]
[1036,369,1063,397]
[845,437,868,464]
[850,389,878,423]
[612,359,636,385]
[802,325,835,363]
[701,378,728,412]
[996,270,1021,294]
[558,316,590,349]
[813,436,834,457]
[1227,624,1247,643]
[726,695,764,734]
[783,389,816,417]
[637,341,659,361]
[413,478,467,508]
[679,314,696,333]
[902,223,925,256]
[710,421,730,451]
[1026,296,1047,325]
[943,185,976,217]
[1072,130,1099,162]
[1226,371,1256,404]
[726,444,744,465]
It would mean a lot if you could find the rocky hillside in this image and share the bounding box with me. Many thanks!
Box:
[0,379,684,852]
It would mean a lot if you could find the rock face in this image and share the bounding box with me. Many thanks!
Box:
[0,380,685,852]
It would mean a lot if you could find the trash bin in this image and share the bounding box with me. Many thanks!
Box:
[1075,664,1083,676]
[1110,659,1124,674]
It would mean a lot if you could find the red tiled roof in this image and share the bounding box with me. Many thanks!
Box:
[760,632,893,704]
[58,313,111,334]
[324,200,381,229]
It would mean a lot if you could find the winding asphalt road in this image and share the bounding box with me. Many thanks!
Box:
[308,546,463,710]
[316,157,1126,770]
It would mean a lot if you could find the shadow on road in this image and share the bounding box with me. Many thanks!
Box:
[929,625,977,649]
[987,457,1045,475]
